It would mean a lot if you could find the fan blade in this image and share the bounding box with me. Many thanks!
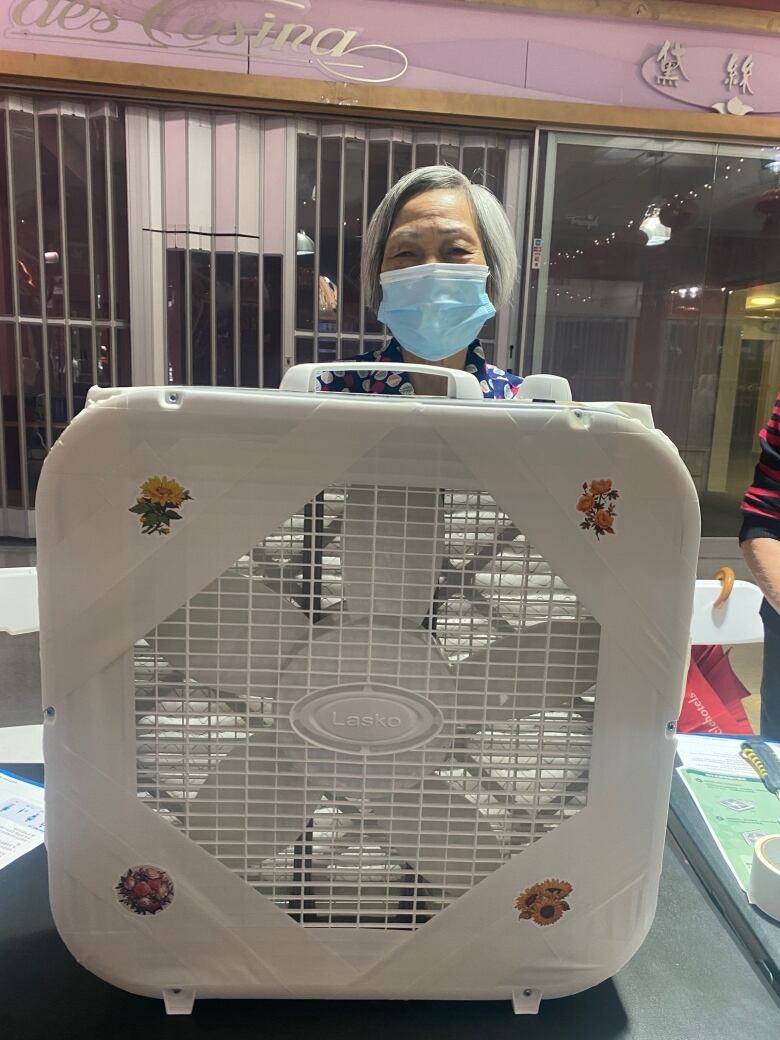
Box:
[368,776,504,897]
[153,574,313,698]
[188,724,319,873]
[450,617,600,727]
[341,486,443,625]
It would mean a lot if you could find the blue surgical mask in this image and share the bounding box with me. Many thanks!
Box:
[377,263,496,361]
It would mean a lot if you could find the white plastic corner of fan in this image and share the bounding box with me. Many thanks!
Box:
[36,383,700,1011]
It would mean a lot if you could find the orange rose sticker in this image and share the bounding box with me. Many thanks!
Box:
[577,480,618,539]
[515,879,573,926]
[590,479,612,495]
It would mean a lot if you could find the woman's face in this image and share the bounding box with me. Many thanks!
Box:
[380,189,486,273]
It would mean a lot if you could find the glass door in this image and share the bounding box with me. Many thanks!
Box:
[527,131,780,544]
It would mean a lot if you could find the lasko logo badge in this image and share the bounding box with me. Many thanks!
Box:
[290,682,444,755]
[331,711,403,729]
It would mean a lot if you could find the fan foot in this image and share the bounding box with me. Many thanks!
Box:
[511,987,542,1015]
[162,986,196,1015]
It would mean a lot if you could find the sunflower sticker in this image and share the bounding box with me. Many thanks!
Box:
[116,865,174,915]
[515,879,573,926]
[576,479,619,538]
[129,475,192,536]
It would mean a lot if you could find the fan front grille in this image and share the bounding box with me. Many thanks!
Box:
[135,485,599,929]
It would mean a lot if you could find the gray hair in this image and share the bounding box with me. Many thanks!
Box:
[361,165,518,315]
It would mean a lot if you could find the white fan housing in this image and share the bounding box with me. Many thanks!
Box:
[36,372,699,1014]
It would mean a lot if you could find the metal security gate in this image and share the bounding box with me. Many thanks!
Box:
[127,109,530,391]
[0,98,529,537]
[0,94,130,536]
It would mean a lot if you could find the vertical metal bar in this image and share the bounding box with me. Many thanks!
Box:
[0,325,5,513]
[210,115,217,386]
[0,120,9,512]
[233,115,241,386]
[184,115,192,385]
[385,134,394,345]
[4,110,29,512]
[313,128,322,364]
[104,108,118,387]
[359,124,369,350]
[32,106,52,451]
[281,121,297,375]
[336,130,345,359]
[84,104,98,387]
[158,110,167,384]
[531,130,557,373]
[56,109,74,420]
[257,116,264,387]
[126,106,166,387]
[494,135,529,374]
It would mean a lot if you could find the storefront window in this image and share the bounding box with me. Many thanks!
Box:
[533,134,780,537]
[0,95,130,521]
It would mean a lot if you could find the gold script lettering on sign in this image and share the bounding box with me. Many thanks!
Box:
[269,23,314,52]
[11,0,62,28]
[310,28,358,57]
[10,0,116,33]
[8,0,409,82]
[90,5,118,33]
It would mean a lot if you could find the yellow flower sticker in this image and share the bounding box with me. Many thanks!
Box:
[515,879,573,926]
[130,475,192,536]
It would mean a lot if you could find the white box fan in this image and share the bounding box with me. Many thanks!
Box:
[36,365,699,1015]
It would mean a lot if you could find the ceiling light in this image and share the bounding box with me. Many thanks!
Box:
[747,294,778,309]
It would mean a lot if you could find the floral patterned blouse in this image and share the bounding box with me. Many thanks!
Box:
[315,339,523,399]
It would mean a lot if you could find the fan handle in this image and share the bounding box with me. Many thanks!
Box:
[280,362,483,401]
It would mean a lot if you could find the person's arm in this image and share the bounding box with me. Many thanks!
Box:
[741,534,780,615]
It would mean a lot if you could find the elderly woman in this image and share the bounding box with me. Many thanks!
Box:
[316,166,521,399]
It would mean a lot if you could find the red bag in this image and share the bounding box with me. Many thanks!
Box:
[678,647,754,735]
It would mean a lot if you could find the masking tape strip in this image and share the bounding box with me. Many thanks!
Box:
[749,833,780,921]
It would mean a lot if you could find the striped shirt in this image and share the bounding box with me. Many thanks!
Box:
[740,391,780,542]
[741,393,780,634]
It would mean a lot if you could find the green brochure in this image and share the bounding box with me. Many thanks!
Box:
[678,767,780,891]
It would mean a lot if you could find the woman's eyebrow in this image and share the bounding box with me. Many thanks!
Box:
[386,223,474,242]
[386,229,421,242]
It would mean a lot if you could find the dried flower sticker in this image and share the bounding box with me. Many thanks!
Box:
[515,879,573,926]
[129,475,192,536]
[576,479,619,538]
[116,865,174,915]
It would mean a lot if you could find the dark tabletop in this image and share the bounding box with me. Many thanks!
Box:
[668,767,780,1002]
[2,763,779,1040]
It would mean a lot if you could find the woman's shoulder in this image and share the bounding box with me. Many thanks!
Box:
[483,362,523,399]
